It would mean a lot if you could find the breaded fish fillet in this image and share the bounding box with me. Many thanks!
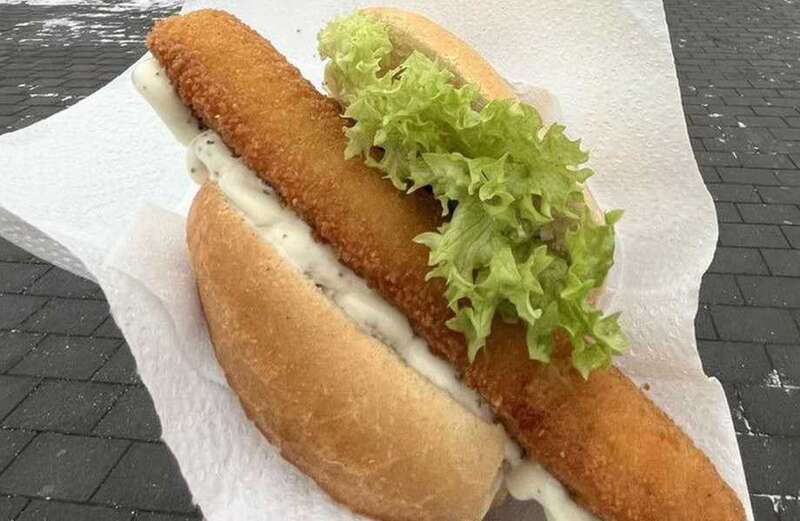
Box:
[147,10,745,521]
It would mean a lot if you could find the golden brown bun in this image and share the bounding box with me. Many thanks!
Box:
[186,182,506,521]
[361,7,515,103]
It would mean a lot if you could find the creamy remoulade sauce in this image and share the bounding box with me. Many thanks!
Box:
[133,55,599,521]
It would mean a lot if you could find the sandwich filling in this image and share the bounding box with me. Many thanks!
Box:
[134,55,598,521]
[319,13,626,377]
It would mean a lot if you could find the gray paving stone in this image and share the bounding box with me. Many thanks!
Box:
[699,166,722,184]
[737,434,800,494]
[718,223,790,248]
[4,380,121,434]
[26,267,100,299]
[93,343,140,384]
[0,295,47,330]
[739,386,800,436]
[16,499,134,521]
[93,443,195,513]
[0,331,43,373]
[700,273,744,305]
[758,186,800,205]
[775,170,800,186]
[0,263,49,294]
[0,496,28,520]
[751,495,780,521]
[135,513,201,521]
[94,316,123,338]
[708,247,768,274]
[766,344,800,386]
[0,376,38,420]
[753,107,798,116]
[739,276,800,308]
[94,386,161,441]
[724,96,770,107]
[9,335,120,380]
[0,429,35,471]
[739,116,787,127]
[718,168,781,185]
[696,151,741,166]
[708,183,761,202]
[720,383,747,433]
[0,432,128,501]
[780,498,800,521]
[737,203,800,225]
[695,304,717,340]
[715,202,742,222]
[771,128,800,141]
[20,298,108,336]
[697,341,773,384]
[783,225,800,248]
[740,154,796,170]
[711,305,800,343]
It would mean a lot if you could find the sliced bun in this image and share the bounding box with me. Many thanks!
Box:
[361,7,515,103]
[187,182,506,521]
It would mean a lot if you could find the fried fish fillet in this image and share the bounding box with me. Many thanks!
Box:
[147,10,745,521]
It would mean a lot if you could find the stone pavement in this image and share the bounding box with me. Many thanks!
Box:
[0,2,199,520]
[0,1,798,520]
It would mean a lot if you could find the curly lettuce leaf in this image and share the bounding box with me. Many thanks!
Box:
[319,13,627,377]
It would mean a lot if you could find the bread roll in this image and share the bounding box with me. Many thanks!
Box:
[187,182,506,521]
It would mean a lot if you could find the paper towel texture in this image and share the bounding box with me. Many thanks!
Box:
[0,1,751,520]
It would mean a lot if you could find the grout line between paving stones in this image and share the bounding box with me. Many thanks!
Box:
[4,492,198,519]
[1,327,121,341]
[87,339,127,381]
[87,440,133,504]
[755,248,775,277]
[3,297,52,335]
[0,425,160,445]
[0,430,38,478]
[0,378,44,425]
[10,497,31,521]
[88,312,117,338]
[704,304,722,339]
[0,332,48,377]
[2,374,138,388]
[20,264,53,295]
[88,384,130,434]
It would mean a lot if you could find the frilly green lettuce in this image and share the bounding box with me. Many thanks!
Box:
[319,12,627,377]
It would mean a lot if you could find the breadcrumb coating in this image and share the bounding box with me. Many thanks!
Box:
[148,10,745,521]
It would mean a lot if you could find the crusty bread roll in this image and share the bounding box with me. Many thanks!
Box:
[187,182,506,521]
[361,7,516,103]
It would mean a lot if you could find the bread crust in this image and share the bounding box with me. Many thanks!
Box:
[361,7,515,103]
[150,10,745,521]
[187,182,506,521]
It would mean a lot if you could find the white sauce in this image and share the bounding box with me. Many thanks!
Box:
[133,55,202,146]
[187,129,493,422]
[507,462,599,521]
[133,56,599,521]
